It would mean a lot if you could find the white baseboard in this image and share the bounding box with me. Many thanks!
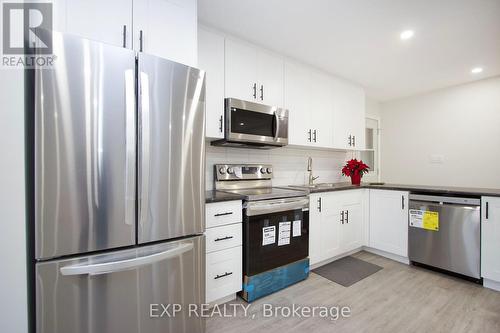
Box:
[208,294,237,307]
[483,278,500,292]
[310,247,363,270]
[363,246,409,265]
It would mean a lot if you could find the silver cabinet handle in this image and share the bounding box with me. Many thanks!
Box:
[139,30,144,52]
[138,72,151,229]
[318,197,322,212]
[402,195,405,210]
[219,115,223,133]
[345,210,349,224]
[313,130,317,142]
[124,69,136,226]
[260,85,264,100]
[348,135,352,146]
[486,202,489,220]
[60,243,193,276]
[352,135,356,147]
[122,25,127,48]
[273,112,279,141]
[252,83,257,99]
[308,129,312,142]
[341,210,344,224]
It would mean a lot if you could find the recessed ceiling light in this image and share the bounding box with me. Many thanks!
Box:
[471,67,483,74]
[400,30,415,40]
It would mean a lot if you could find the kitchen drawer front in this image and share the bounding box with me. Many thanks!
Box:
[206,223,242,253]
[206,246,242,303]
[206,200,242,228]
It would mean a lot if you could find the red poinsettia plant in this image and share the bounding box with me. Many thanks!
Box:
[342,159,369,185]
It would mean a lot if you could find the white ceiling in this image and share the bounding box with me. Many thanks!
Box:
[198,0,500,101]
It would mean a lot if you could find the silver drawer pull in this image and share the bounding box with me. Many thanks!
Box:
[214,272,233,280]
[214,236,234,242]
[214,212,233,217]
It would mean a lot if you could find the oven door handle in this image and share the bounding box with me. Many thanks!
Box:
[246,197,309,216]
[273,111,280,141]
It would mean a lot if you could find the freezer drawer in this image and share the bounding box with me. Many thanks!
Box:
[408,195,480,279]
[137,53,206,243]
[34,33,136,259]
[36,236,205,333]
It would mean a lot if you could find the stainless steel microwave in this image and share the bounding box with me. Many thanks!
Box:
[212,98,288,149]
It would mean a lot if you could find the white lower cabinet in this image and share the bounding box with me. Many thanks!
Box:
[205,201,243,303]
[309,190,365,265]
[369,189,409,258]
[481,196,500,289]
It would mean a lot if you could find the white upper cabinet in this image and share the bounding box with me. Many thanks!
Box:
[284,61,312,146]
[198,28,225,139]
[53,0,197,67]
[284,61,334,148]
[225,39,284,107]
[481,197,500,282]
[53,0,133,48]
[369,189,409,257]
[225,39,258,102]
[332,78,366,149]
[257,50,284,107]
[133,0,197,67]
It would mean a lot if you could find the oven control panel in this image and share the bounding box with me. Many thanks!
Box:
[215,164,273,181]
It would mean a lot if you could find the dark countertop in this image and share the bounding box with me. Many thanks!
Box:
[205,190,246,203]
[289,182,500,197]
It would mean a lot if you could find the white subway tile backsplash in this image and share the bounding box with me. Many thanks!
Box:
[205,145,349,190]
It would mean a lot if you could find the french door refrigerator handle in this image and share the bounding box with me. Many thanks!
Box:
[138,71,151,230]
[124,69,136,226]
[60,243,194,276]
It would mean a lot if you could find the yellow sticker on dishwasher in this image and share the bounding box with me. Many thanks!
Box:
[423,211,439,231]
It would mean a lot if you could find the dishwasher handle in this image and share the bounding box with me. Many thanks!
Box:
[409,194,480,206]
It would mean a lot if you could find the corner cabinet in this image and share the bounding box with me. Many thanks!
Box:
[481,196,500,289]
[198,27,225,139]
[225,39,284,107]
[309,190,365,266]
[52,0,197,67]
[369,190,409,258]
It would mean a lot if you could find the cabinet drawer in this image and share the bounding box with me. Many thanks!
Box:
[206,223,242,253]
[206,200,242,228]
[206,246,242,303]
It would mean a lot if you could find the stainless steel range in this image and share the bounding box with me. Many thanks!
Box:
[215,164,310,301]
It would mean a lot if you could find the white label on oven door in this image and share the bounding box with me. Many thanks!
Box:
[262,226,276,246]
[292,220,302,237]
[278,222,291,246]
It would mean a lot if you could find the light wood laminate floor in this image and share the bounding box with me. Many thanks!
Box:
[207,251,500,333]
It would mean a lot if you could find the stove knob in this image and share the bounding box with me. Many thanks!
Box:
[267,167,273,174]
[227,167,234,174]
[260,167,267,174]
[219,167,227,174]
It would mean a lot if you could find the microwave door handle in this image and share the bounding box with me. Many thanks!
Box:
[273,112,280,141]
[59,243,194,276]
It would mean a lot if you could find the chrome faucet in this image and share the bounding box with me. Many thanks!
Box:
[307,157,319,185]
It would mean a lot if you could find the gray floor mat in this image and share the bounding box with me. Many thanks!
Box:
[312,256,383,287]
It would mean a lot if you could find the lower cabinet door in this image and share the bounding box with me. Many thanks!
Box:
[340,202,363,253]
[320,195,342,261]
[206,246,242,303]
[482,196,500,281]
[36,236,205,333]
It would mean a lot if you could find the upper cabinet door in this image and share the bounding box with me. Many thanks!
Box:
[225,39,258,102]
[133,0,197,67]
[309,70,334,148]
[257,50,284,107]
[332,79,366,149]
[284,61,311,146]
[53,0,133,48]
[198,27,225,139]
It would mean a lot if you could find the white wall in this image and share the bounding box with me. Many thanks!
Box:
[380,76,500,188]
[206,145,352,190]
[0,69,28,332]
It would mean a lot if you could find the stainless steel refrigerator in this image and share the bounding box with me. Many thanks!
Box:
[32,32,206,333]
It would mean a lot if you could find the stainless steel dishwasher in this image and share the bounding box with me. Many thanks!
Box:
[408,194,481,279]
